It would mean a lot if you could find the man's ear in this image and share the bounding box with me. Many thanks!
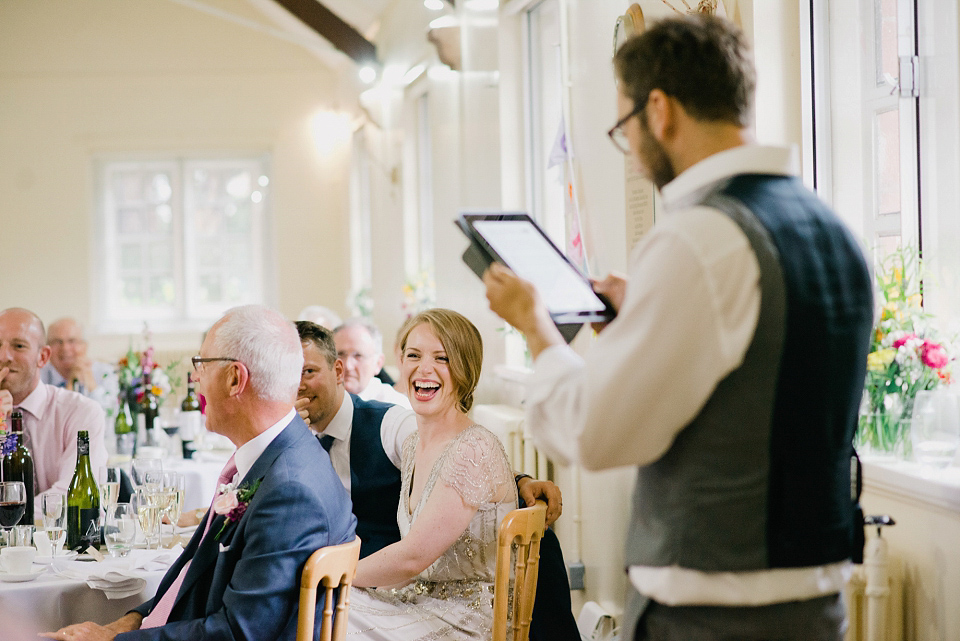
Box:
[227,362,249,398]
[375,353,385,371]
[37,345,52,369]
[334,359,345,384]
[645,88,673,141]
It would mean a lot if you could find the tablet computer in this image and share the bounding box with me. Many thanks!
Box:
[456,212,615,338]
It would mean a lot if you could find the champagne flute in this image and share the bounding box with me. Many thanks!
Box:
[99,467,121,508]
[161,472,185,542]
[40,492,67,557]
[132,488,161,550]
[131,456,163,488]
[104,503,137,558]
[0,482,26,548]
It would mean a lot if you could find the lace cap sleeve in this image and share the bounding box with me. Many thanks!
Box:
[438,425,514,508]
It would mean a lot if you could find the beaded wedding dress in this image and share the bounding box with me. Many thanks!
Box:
[347,424,517,640]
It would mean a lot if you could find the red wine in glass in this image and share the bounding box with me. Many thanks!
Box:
[0,500,26,528]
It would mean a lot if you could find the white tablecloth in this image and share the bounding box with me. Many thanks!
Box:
[0,567,164,637]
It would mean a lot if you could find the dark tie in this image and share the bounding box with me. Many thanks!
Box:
[319,434,335,452]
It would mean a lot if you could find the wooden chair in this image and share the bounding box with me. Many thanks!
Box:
[492,500,547,641]
[296,537,362,641]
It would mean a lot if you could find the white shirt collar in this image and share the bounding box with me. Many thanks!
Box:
[660,145,799,213]
[16,380,49,419]
[321,392,354,443]
[233,408,296,482]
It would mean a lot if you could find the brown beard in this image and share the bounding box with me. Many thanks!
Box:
[637,114,676,189]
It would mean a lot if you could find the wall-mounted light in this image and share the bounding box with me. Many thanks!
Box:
[311,110,352,156]
[358,65,377,84]
[424,0,444,10]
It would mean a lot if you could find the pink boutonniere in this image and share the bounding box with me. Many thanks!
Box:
[213,478,262,541]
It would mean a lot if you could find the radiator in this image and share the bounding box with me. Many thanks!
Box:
[844,553,904,641]
[472,404,548,480]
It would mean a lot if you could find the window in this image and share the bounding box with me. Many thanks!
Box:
[97,157,271,332]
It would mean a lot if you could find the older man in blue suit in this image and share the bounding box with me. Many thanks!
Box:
[44,305,356,641]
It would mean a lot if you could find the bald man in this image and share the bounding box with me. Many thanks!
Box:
[0,308,107,495]
[41,317,118,415]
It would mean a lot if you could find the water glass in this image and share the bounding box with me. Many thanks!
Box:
[132,456,163,488]
[104,503,137,558]
[911,390,960,469]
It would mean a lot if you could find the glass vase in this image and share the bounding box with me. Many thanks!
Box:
[856,411,911,460]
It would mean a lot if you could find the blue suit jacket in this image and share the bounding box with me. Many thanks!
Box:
[123,416,356,641]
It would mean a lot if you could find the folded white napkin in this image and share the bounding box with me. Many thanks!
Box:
[53,545,184,599]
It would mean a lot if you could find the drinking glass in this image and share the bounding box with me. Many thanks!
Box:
[159,406,182,459]
[0,482,27,548]
[131,456,163,488]
[911,390,960,469]
[40,492,67,557]
[161,472,185,541]
[132,488,161,550]
[104,503,137,558]
[99,467,121,508]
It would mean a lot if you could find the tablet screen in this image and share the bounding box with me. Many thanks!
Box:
[471,219,606,315]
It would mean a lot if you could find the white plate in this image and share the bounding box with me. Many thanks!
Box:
[33,550,79,565]
[0,568,45,582]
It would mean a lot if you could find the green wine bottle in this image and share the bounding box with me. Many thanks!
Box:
[2,411,34,526]
[67,430,101,551]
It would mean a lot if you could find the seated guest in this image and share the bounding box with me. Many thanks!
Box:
[333,318,411,408]
[340,309,525,639]
[44,305,356,641]
[41,316,119,415]
[0,308,107,494]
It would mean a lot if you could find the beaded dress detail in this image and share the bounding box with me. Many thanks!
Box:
[348,424,517,640]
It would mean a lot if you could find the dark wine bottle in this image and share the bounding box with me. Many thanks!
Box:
[67,430,100,551]
[2,410,34,526]
[139,367,160,447]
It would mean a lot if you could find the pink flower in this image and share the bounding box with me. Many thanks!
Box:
[212,491,239,516]
[921,340,949,369]
[893,333,917,349]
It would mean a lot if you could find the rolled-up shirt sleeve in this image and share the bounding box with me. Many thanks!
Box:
[525,207,761,471]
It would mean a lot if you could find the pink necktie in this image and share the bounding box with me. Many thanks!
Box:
[141,455,238,629]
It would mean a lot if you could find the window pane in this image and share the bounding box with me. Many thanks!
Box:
[148,276,175,305]
[120,277,143,305]
[119,244,142,270]
[876,109,901,217]
[198,273,222,303]
[149,242,174,271]
[876,0,899,86]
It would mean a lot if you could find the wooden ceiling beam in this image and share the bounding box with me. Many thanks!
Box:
[272,0,378,66]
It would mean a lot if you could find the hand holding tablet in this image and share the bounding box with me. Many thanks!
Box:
[457,212,615,342]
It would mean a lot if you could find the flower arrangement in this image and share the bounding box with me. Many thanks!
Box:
[401,269,436,319]
[114,325,180,415]
[212,478,261,540]
[347,286,374,319]
[859,247,953,454]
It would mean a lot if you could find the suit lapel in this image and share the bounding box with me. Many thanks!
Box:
[170,416,307,610]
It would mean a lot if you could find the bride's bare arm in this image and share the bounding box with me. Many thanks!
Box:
[353,481,477,588]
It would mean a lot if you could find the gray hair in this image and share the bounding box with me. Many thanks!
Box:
[212,305,303,402]
[296,305,343,330]
[333,318,384,355]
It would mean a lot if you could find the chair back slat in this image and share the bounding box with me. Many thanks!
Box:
[296,537,362,641]
[492,500,547,641]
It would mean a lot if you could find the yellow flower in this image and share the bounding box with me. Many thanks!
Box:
[893,267,903,285]
[867,349,896,372]
[907,294,922,309]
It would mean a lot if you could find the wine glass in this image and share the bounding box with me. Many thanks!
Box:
[104,503,137,558]
[160,406,182,459]
[40,492,67,557]
[911,390,960,469]
[0,482,26,548]
[131,456,163,488]
[132,488,161,550]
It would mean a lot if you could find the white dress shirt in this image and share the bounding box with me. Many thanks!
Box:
[318,393,417,493]
[232,408,296,484]
[525,145,850,606]
[358,377,413,409]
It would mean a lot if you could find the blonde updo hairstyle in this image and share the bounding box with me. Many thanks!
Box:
[399,309,483,414]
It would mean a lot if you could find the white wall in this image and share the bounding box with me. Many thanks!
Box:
[0,0,356,359]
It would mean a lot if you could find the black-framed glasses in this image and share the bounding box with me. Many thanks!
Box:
[191,356,239,372]
[607,99,647,155]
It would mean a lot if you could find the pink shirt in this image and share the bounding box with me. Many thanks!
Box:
[16,382,108,494]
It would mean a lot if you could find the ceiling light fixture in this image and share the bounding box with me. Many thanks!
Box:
[358,66,377,84]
